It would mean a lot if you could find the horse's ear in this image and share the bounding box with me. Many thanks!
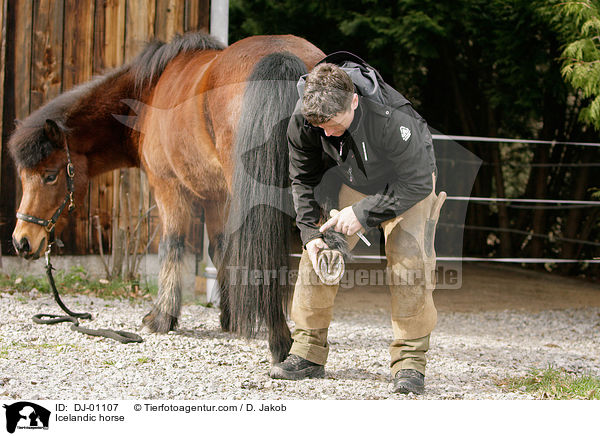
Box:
[44,119,64,147]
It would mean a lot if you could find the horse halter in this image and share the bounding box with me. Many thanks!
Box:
[16,139,75,236]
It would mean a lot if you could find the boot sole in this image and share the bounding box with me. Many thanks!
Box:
[269,365,325,380]
[392,381,425,395]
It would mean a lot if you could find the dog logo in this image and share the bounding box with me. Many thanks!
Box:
[3,402,50,433]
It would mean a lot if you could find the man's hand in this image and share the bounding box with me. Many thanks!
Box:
[306,237,329,273]
[319,206,363,236]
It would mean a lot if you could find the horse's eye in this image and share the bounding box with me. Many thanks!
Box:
[43,172,58,184]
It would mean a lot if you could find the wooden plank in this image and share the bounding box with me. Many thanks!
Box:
[93,0,126,73]
[13,0,33,120]
[0,0,7,177]
[90,0,126,254]
[155,0,184,42]
[6,0,34,238]
[30,0,64,111]
[184,0,209,33]
[63,1,95,253]
[0,0,8,252]
[62,0,94,90]
[89,172,115,252]
[124,0,155,61]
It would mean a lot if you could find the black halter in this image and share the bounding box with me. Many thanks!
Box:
[16,140,75,236]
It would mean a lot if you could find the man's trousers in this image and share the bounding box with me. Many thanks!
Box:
[289,175,440,376]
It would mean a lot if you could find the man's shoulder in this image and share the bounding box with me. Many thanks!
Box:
[360,96,418,132]
[380,82,412,109]
[361,97,394,119]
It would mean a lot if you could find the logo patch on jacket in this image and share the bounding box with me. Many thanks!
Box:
[400,126,411,141]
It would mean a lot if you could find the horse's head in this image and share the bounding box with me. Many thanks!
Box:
[10,119,88,259]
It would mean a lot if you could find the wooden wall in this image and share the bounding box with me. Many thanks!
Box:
[0,0,210,256]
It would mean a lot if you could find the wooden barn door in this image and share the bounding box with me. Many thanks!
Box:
[0,0,210,269]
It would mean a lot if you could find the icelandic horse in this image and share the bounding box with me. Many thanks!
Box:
[9,32,325,362]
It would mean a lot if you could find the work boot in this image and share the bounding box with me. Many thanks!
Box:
[270,354,325,380]
[392,369,425,395]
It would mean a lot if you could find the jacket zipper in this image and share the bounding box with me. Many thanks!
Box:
[362,142,368,161]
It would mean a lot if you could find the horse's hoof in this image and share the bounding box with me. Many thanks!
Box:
[271,350,289,364]
[142,308,178,333]
[316,249,345,285]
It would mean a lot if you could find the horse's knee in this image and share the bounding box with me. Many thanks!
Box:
[159,234,185,264]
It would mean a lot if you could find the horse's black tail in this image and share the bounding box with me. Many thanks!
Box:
[219,52,307,361]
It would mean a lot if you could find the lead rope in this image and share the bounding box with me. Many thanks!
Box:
[32,240,143,344]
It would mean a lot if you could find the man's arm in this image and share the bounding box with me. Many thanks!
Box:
[287,115,327,247]
[352,105,436,229]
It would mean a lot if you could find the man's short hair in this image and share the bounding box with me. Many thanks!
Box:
[302,63,354,125]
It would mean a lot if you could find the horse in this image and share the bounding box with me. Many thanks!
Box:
[9,32,325,362]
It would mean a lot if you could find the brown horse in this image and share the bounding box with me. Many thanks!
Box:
[9,32,325,362]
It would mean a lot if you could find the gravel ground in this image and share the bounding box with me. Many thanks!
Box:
[1,291,599,400]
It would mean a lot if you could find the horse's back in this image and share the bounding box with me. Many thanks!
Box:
[139,34,324,197]
[205,35,324,117]
[204,35,324,179]
[209,35,324,86]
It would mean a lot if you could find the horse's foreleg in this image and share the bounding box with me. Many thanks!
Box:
[143,182,190,333]
[142,234,185,332]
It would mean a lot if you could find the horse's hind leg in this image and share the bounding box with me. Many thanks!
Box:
[143,180,190,333]
[201,199,231,332]
[268,308,292,363]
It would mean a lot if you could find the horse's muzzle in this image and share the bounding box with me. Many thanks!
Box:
[13,235,46,259]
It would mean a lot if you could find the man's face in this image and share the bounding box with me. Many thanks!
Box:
[313,93,359,137]
[316,110,354,137]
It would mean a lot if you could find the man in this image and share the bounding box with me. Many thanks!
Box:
[271,52,444,395]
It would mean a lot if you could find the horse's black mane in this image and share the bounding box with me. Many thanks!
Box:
[9,32,225,169]
[131,32,225,92]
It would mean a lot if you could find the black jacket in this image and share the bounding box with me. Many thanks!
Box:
[287,53,437,247]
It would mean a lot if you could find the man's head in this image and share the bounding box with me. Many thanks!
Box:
[302,63,358,137]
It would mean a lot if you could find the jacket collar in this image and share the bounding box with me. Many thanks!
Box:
[346,98,363,136]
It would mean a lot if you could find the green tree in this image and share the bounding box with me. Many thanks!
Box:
[554,0,600,129]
